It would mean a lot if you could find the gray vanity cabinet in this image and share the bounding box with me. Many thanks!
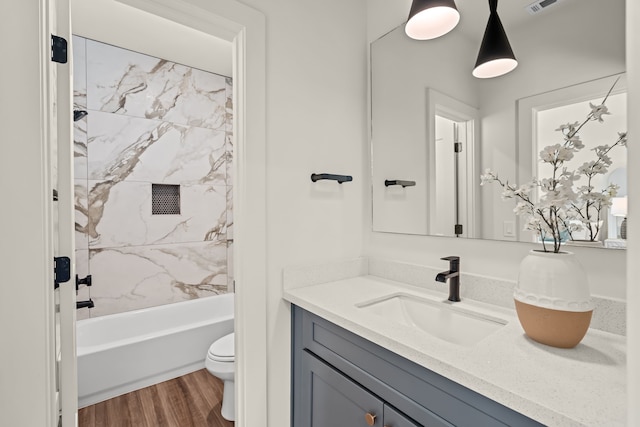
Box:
[292,305,544,427]
[301,350,421,427]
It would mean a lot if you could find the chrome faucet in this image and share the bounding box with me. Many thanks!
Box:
[436,256,460,302]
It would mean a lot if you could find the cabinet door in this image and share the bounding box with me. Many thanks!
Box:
[384,404,420,427]
[299,351,384,427]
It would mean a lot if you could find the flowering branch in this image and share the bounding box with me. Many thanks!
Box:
[481,78,626,252]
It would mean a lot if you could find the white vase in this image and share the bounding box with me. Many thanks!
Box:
[514,250,593,348]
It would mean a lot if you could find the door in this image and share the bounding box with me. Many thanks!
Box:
[434,116,465,237]
[51,0,79,425]
[300,351,384,427]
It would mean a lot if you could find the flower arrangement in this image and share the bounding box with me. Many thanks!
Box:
[481,80,627,253]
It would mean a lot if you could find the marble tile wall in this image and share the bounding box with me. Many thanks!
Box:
[73,36,233,318]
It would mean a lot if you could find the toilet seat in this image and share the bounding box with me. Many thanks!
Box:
[208,333,234,362]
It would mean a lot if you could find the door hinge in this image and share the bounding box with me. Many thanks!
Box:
[51,35,67,64]
[454,224,463,235]
[54,257,71,290]
[454,142,463,153]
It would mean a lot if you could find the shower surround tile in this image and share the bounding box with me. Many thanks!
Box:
[88,241,227,316]
[225,77,233,133]
[74,116,88,179]
[86,39,227,130]
[73,35,86,109]
[75,179,89,251]
[75,36,233,319]
[225,132,233,186]
[86,111,226,185]
[86,180,227,248]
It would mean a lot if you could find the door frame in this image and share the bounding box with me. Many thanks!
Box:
[0,1,58,426]
[426,88,480,238]
[55,0,79,425]
[112,1,268,425]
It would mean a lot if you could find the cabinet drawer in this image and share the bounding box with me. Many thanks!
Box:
[293,306,543,427]
[384,404,420,427]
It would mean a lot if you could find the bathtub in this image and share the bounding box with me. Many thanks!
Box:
[77,293,234,408]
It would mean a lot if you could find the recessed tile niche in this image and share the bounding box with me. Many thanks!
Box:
[72,36,234,318]
[152,184,181,215]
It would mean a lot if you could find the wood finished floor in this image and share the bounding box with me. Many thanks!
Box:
[78,369,234,427]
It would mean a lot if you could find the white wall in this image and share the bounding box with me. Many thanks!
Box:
[626,1,640,423]
[236,1,367,425]
[71,0,231,75]
[366,0,627,300]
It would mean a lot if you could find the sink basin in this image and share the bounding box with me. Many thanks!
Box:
[356,293,507,346]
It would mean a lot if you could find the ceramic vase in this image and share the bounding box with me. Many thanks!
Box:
[514,250,593,348]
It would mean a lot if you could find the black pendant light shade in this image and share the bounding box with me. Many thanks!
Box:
[472,0,517,78]
[405,0,460,40]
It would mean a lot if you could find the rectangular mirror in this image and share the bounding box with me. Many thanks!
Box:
[371,0,626,249]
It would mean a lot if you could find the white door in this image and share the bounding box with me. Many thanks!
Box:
[51,0,79,425]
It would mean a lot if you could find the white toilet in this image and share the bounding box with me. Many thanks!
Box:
[205,332,235,421]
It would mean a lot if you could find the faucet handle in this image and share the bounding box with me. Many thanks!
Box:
[440,256,460,262]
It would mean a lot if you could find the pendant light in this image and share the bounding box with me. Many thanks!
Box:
[472,0,518,78]
[405,0,460,40]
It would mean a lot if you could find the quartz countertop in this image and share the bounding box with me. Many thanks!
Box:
[283,275,626,427]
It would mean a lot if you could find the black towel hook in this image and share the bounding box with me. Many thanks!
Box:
[311,173,353,184]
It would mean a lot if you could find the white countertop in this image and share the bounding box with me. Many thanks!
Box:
[284,275,626,427]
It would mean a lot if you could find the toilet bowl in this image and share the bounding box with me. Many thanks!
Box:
[205,332,235,421]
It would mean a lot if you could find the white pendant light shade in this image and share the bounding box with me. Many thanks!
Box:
[472,0,518,78]
[405,0,460,40]
[472,57,518,79]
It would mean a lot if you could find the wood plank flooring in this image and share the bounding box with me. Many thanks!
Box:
[79,369,234,427]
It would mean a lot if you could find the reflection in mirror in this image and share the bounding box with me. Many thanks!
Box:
[371,0,626,250]
[515,75,627,248]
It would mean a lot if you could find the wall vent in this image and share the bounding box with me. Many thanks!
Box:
[152,184,181,215]
[525,0,563,15]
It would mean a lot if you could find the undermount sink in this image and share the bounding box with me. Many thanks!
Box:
[356,293,508,347]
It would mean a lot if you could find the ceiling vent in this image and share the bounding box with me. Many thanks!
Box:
[525,0,564,15]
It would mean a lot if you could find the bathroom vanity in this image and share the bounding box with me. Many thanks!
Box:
[292,306,542,426]
[284,259,626,426]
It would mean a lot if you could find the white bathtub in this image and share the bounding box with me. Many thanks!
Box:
[77,293,234,408]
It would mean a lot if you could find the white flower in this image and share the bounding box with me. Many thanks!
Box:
[618,132,628,147]
[605,184,619,197]
[524,217,542,232]
[559,168,579,182]
[480,169,497,185]
[589,102,610,122]
[514,201,532,216]
[567,135,584,150]
[556,147,575,162]
[577,161,607,176]
[556,122,579,134]
[514,183,533,197]
[539,144,560,163]
[501,187,515,200]
[576,185,594,194]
